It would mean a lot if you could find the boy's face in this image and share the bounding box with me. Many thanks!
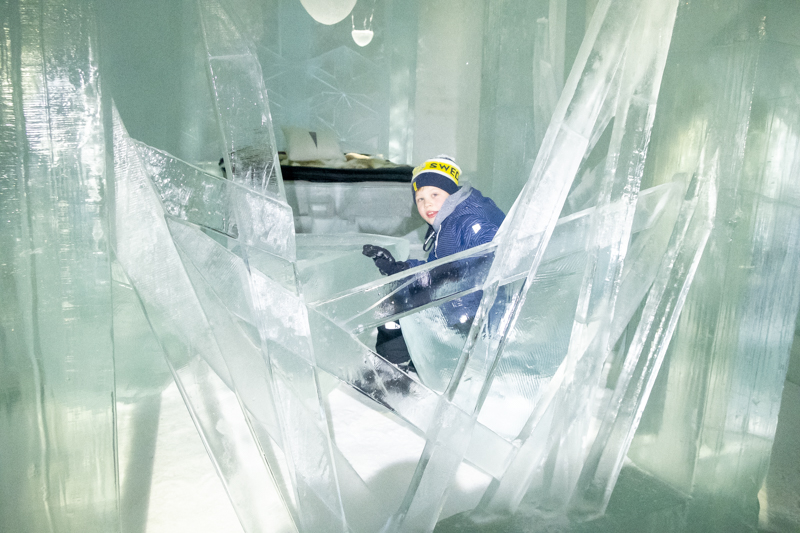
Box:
[415,186,450,224]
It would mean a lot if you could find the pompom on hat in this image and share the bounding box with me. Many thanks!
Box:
[411,155,461,196]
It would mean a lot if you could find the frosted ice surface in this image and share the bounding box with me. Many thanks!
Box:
[260,45,389,156]
[307,46,388,153]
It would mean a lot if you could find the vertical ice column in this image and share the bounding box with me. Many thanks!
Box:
[548,0,567,90]
[532,17,560,153]
[177,0,226,164]
[386,0,419,164]
[0,1,118,531]
[110,261,176,533]
[476,0,547,210]
[197,0,285,199]
[628,34,800,529]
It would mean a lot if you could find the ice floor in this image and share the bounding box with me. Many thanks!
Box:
[131,371,800,533]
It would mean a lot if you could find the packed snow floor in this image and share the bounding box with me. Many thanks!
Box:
[118,379,800,533]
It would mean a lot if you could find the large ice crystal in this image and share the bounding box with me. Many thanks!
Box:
[3,0,800,532]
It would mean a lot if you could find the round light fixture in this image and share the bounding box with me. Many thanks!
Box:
[351,29,374,47]
[299,0,357,25]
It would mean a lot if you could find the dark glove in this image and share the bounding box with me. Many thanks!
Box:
[362,245,411,276]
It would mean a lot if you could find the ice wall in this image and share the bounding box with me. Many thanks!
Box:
[626,2,800,528]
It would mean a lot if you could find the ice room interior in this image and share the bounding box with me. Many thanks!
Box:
[2,0,800,532]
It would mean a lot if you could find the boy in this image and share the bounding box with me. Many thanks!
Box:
[363,155,506,370]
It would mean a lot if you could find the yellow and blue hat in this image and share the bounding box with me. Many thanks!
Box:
[411,155,461,196]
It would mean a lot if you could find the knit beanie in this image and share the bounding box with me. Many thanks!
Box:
[411,155,461,197]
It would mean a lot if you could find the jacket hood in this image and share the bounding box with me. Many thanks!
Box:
[432,183,473,233]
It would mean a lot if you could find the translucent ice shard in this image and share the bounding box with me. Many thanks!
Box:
[198,0,285,198]
[136,139,296,260]
[118,115,376,531]
[533,16,560,153]
[570,165,716,519]
[476,0,681,517]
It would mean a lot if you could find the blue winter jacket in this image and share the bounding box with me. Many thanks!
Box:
[407,185,505,327]
[409,185,506,265]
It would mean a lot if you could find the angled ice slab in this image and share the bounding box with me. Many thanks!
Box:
[138,139,296,260]
[112,108,286,533]
[198,0,284,198]
[570,167,716,519]
[477,0,682,517]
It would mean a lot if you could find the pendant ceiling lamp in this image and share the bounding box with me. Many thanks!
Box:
[299,0,357,25]
[350,0,376,46]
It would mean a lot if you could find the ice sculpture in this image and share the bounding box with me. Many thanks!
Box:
[3,0,800,532]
